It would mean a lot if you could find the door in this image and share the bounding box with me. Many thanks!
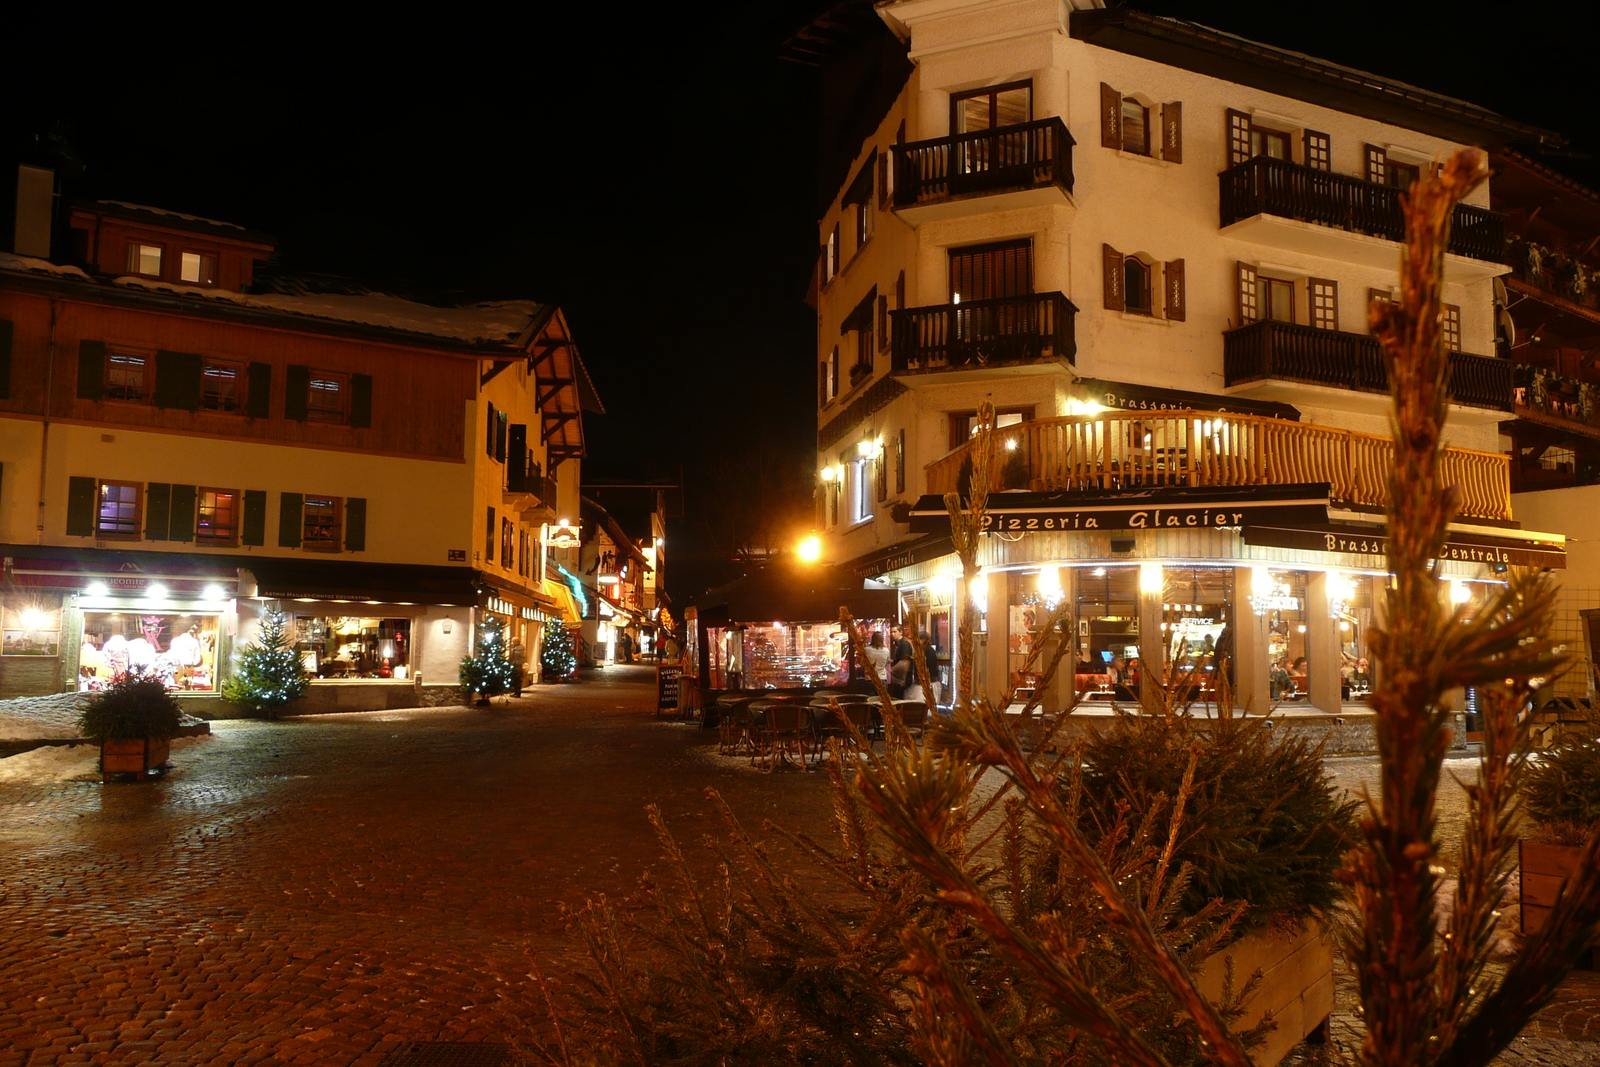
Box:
[948,241,1034,360]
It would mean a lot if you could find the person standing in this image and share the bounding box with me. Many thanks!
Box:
[919,631,940,705]
[864,631,890,680]
[508,634,526,697]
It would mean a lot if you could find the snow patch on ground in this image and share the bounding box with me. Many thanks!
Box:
[0,734,214,782]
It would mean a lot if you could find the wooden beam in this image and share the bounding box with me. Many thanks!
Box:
[536,378,574,409]
[541,411,580,443]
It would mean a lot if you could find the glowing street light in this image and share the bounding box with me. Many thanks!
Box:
[797,535,822,563]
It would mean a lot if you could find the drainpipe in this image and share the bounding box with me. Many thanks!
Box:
[37,296,59,544]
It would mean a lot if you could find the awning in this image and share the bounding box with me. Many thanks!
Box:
[850,533,955,579]
[542,576,585,623]
[693,560,897,627]
[1071,377,1301,420]
[909,483,1331,535]
[246,561,481,605]
[1244,523,1568,569]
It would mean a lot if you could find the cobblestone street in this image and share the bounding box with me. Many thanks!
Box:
[2,675,1598,1064]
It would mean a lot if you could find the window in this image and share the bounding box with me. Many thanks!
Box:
[828,347,839,401]
[303,496,342,552]
[1304,130,1331,171]
[486,506,496,562]
[105,349,150,401]
[824,224,840,283]
[1250,125,1291,160]
[1264,277,1295,323]
[1368,289,1396,333]
[952,81,1031,133]
[290,615,413,679]
[1237,263,1260,322]
[1121,97,1149,155]
[80,612,220,692]
[844,152,875,250]
[950,408,1032,450]
[1226,110,1253,166]
[877,294,889,352]
[1310,279,1338,331]
[1124,257,1152,314]
[201,360,242,412]
[501,517,514,568]
[1364,144,1386,185]
[950,239,1032,302]
[1442,304,1462,351]
[307,373,347,422]
[96,481,141,540]
[895,428,906,494]
[851,459,873,524]
[125,242,162,277]
[196,488,239,545]
[179,252,218,285]
[1386,160,1420,191]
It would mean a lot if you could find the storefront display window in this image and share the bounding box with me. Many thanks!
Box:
[1333,573,1378,700]
[1256,569,1310,701]
[706,622,867,689]
[79,612,219,692]
[1076,566,1139,696]
[294,615,411,679]
[1160,567,1234,694]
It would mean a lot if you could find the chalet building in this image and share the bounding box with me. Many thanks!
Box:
[576,495,658,664]
[0,185,601,711]
[792,0,1569,720]
[1486,152,1600,700]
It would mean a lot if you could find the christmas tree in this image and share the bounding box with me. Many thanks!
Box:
[223,610,309,718]
[460,615,515,702]
[540,617,577,682]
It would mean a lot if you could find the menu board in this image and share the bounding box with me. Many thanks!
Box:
[657,664,683,715]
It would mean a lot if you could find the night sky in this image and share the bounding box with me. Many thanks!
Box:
[10,2,1598,601]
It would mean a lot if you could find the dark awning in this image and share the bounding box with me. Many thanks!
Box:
[245,561,483,606]
[909,483,1331,535]
[1072,377,1301,420]
[693,560,897,626]
[1244,523,1567,569]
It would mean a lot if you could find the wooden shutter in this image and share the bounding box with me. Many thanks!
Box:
[0,318,12,400]
[1304,130,1331,171]
[1226,109,1253,165]
[241,489,267,546]
[1364,144,1386,184]
[1102,245,1125,311]
[284,365,311,421]
[154,350,202,410]
[145,483,172,540]
[876,447,887,502]
[349,373,373,428]
[169,484,197,542]
[507,423,528,488]
[66,476,96,536]
[1164,259,1186,321]
[819,362,828,405]
[247,362,272,418]
[1310,279,1338,330]
[495,410,508,462]
[895,428,906,494]
[278,492,303,548]
[77,340,105,400]
[485,403,497,454]
[1237,263,1260,323]
[1099,83,1122,148]
[1161,102,1183,163]
[345,497,367,552]
[486,506,496,560]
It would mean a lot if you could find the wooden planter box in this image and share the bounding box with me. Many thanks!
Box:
[1196,921,1334,1067]
[99,737,171,781]
[1520,839,1599,966]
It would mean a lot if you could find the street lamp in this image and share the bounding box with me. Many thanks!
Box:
[797,535,822,563]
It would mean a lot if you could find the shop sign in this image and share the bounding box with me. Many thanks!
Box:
[1244,527,1567,569]
[978,501,1327,534]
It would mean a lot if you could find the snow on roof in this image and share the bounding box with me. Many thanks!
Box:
[97,200,248,231]
[108,275,547,346]
[0,251,92,281]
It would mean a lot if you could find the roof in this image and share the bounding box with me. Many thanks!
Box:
[82,200,277,246]
[1069,9,1563,149]
[693,558,897,625]
[778,0,884,66]
[1491,150,1600,238]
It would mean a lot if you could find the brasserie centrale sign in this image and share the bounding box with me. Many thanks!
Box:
[1244,526,1567,569]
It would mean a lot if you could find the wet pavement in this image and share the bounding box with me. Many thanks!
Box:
[0,670,1595,1064]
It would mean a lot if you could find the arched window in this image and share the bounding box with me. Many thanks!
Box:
[1124,257,1152,314]
[1121,97,1149,155]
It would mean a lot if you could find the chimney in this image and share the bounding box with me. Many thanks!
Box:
[13,164,54,258]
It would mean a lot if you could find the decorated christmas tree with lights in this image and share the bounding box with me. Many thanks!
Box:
[460,616,515,702]
[540,617,577,682]
[223,609,309,718]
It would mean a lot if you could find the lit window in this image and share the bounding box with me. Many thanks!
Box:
[180,252,218,285]
[303,496,342,552]
[201,361,241,412]
[106,350,149,401]
[1250,126,1290,160]
[96,482,141,539]
[308,375,347,422]
[852,459,873,524]
[196,489,239,545]
[125,243,162,277]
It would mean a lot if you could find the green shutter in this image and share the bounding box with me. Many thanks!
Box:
[350,374,372,428]
[345,497,367,552]
[247,362,272,418]
[284,365,311,421]
[145,483,172,540]
[241,489,267,546]
[278,492,303,547]
[66,477,96,536]
[169,484,197,542]
[0,319,13,400]
[154,351,203,411]
[77,341,105,400]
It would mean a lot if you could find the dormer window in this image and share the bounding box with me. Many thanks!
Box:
[180,251,218,285]
[126,242,162,277]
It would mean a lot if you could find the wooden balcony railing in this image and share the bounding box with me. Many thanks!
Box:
[1219,156,1506,262]
[925,410,1511,521]
[890,291,1076,374]
[893,118,1074,208]
[1223,319,1513,411]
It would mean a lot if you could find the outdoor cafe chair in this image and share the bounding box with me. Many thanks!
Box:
[814,703,874,765]
[893,701,929,741]
[719,698,755,756]
[754,703,812,772]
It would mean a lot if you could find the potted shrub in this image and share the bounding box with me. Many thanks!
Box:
[1519,727,1600,959]
[77,672,184,782]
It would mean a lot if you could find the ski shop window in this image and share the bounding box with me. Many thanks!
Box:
[951,81,1032,133]
[303,496,342,552]
[96,481,142,540]
[307,373,348,423]
[196,488,239,546]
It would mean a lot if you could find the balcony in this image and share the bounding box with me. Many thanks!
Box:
[891,118,1074,225]
[1219,156,1507,274]
[889,292,1076,383]
[1223,319,1512,413]
[925,409,1511,521]
[506,462,558,521]
[1513,364,1600,438]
